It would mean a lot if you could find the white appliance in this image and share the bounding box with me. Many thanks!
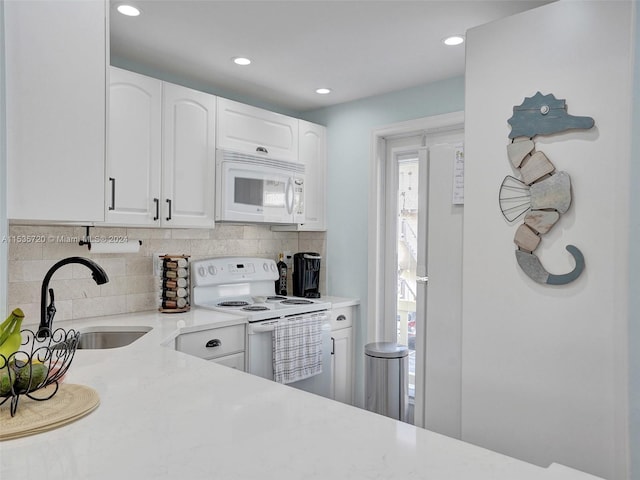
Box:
[191,257,332,397]
[215,150,305,224]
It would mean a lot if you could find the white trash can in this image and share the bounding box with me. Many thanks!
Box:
[364,342,409,421]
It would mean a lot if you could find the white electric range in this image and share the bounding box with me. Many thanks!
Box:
[191,257,332,397]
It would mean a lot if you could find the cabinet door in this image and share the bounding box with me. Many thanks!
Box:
[298,121,327,230]
[271,120,327,232]
[162,83,216,228]
[5,0,106,222]
[217,98,299,162]
[106,67,162,225]
[331,327,354,405]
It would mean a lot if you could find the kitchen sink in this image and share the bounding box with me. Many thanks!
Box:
[77,326,152,349]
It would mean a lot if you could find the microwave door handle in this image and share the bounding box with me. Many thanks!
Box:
[286,177,294,214]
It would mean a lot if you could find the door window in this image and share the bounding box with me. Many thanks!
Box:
[395,155,419,398]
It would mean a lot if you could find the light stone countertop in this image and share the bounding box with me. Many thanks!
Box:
[0,306,601,480]
[321,295,361,309]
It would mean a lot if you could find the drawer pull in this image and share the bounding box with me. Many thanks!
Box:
[336,315,347,322]
[206,339,222,348]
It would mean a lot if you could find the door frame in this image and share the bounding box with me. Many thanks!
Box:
[367,111,464,425]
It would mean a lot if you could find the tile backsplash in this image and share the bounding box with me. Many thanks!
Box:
[7,224,326,326]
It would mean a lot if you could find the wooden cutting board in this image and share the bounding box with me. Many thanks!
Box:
[0,383,99,441]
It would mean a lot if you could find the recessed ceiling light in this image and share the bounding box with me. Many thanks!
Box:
[117,4,141,16]
[233,57,252,66]
[315,88,332,95]
[443,35,465,46]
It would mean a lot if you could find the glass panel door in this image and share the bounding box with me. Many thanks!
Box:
[395,154,419,399]
[384,131,463,429]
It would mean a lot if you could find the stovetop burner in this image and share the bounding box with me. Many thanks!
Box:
[217,301,250,307]
[267,296,287,301]
[281,299,314,305]
[242,305,269,312]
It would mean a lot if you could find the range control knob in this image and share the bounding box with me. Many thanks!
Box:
[208,265,217,275]
[197,266,206,277]
[263,263,269,272]
[270,263,277,272]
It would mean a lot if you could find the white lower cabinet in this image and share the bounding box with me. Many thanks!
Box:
[175,323,246,371]
[106,67,216,228]
[330,307,355,405]
[211,352,245,371]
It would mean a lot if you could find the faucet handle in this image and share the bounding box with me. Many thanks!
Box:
[46,288,56,324]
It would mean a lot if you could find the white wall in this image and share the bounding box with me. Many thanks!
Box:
[0,0,7,317]
[463,2,633,479]
[629,5,640,479]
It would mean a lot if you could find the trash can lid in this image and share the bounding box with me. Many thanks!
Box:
[365,342,409,358]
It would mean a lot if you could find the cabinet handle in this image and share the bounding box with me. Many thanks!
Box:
[331,337,335,355]
[206,339,222,348]
[336,315,347,322]
[256,146,268,154]
[166,198,172,221]
[153,198,159,221]
[108,177,116,210]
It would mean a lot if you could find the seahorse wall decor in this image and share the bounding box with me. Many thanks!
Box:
[498,92,594,285]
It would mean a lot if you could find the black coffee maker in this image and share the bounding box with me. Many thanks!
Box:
[292,252,322,298]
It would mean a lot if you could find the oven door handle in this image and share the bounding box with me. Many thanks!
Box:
[251,324,276,333]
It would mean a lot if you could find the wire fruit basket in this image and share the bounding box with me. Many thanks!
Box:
[0,328,80,417]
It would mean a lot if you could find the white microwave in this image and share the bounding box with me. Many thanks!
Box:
[215,150,305,224]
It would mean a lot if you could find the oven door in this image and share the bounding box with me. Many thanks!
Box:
[247,314,332,398]
[216,150,304,224]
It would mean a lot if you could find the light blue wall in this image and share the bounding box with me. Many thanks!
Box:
[302,76,464,296]
[301,76,465,404]
[629,5,639,479]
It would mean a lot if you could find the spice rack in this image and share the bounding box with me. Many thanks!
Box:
[158,254,190,313]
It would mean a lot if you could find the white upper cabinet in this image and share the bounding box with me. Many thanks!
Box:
[106,68,216,228]
[107,67,162,226]
[272,120,327,231]
[5,0,107,223]
[162,83,216,228]
[217,98,299,162]
[298,121,327,231]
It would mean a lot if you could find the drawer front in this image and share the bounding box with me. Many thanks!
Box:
[330,307,353,330]
[211,352,245,371]
[176,324,245,360]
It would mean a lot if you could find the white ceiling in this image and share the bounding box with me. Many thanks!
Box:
[110,0,553,113]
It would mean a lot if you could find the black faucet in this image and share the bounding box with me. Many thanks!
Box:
[39,256,109,336]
